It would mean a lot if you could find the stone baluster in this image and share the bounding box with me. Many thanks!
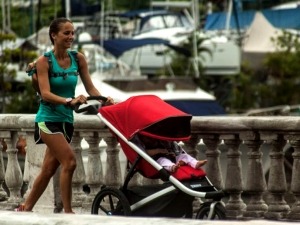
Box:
[183,134,202,213]
[124,158,143,187]
[104,136,122,188]
[70,132,86,209]
[52,167,62,213]
[17,133,28,200]
[263,133,290,220]
[287,136,300,221]
[4,131,23,206]
[183,134,201,158]
[202,134,223,190]
[223,134,246,219]
[81,132,103,213]
[0,134,8,201]
[83,132,103,197]
[130,172,143,186]
[22,136,29,200]
[21,130,45,201]
[241,131,268,218]
[142,176,159,185]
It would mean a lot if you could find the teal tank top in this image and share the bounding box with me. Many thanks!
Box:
[35,50,79,123]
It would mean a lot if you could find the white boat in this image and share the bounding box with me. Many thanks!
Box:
[81,5,195,76]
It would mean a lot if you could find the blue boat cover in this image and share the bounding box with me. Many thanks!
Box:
[102,38,191,58]
[165,100,226,116]
[204,8,300,30]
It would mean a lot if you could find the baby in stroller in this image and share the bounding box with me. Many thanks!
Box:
[138,134,207,173]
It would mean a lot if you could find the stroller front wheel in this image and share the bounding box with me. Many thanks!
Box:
[195,201,226,220]
[91,187,131,216]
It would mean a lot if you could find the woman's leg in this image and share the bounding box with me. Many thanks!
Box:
[23,147,60,211]
[40,132,77,213]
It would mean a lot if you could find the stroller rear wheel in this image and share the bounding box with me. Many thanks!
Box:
[91,187,131,216]
[195,202,226,220]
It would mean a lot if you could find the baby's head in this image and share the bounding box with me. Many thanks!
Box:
[138,134,157,146]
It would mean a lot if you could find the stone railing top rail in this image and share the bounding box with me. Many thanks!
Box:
[191,116,300,132]
[0,114,105,131]
[1,114,300,133]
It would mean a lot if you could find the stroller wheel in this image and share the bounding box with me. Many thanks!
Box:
[195,202,226,220]
[91,187,131,216]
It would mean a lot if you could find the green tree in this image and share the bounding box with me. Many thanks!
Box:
[158,33,212,77]
[5,80,39,113]
[226,30,300,113]
[0,33,17,113]
[3,1,61,38]
[262,30,300,106]
[4,46,38,113]
[0,32,38,113]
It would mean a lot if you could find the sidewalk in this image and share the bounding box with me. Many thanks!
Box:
[0,211,293,225]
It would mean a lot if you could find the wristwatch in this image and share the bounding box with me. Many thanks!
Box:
[65,97,73,107]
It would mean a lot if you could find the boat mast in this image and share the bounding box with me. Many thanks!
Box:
[225,0,233,34]
[65,0,71,18]
[192,0,200,78]
[1,0,11,32]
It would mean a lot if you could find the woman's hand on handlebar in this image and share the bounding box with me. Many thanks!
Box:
[70,95,87,108]
[103,96,114,106]
[72,95,115,114]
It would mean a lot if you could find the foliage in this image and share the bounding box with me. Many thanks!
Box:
[226,30,300,113]
[226,62,258,113]
[5,80,39,113]
[0,33,16,112]
[158,32,212,77]
[261,30,300,106]
[114,0,150,10]
[0,31,38,113]
[0,33,15,42]
[266,30,300,80]
[5,2,61,38]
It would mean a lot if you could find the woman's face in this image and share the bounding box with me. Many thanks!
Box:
[52,22,75,48]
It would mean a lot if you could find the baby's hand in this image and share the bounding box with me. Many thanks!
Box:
[177,160,186,167]
[170,164,180,173]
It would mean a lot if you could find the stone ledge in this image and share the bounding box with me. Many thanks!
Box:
[0,211,295,225]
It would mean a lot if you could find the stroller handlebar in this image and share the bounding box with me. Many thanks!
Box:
[74,96,108,114]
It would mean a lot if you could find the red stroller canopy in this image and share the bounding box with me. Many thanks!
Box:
[99,95,192,141]
[99,95,206,180]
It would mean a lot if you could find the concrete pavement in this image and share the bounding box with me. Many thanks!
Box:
[0,211,295,225]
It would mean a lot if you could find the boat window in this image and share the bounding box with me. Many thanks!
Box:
[180,14,194,29]
[140,16,165,32]
[163,15,182,28]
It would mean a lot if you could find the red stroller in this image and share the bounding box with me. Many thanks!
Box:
[80,95,226,219]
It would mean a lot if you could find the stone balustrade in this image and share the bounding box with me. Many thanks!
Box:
[0,114,299,221]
